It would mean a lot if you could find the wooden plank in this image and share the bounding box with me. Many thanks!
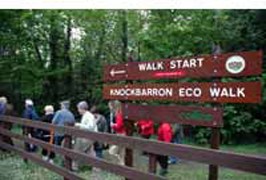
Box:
[122,103,223,127]
[1,117,266,175]
[104,51,262,82]
[0,128,165,180]
[0,141,83,180]
[103,81,262,103]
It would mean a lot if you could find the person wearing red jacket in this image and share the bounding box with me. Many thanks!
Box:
[112,109,126,135]
[110,100,126,165]
[136,119,154,139]
[157,122,173,176]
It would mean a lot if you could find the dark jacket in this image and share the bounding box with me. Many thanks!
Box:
[94,114,108,150]
[23,106,39,120]
[106,111,116,133]
[22,106,39,137]
[0,103,6,115]
[95,114,108,133]
[40,113,54,138]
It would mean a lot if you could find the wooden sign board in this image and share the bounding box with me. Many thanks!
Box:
[104,51,262,82]
[103,81,261,103]
[122,103,223,127]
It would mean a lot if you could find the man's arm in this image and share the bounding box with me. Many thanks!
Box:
[52,111,60,125]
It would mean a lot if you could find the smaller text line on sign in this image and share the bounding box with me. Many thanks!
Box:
[122,103,223,127]
[103,51,262,82]
[103,81,261,103]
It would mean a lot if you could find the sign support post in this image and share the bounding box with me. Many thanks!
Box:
[124,56,134,180]
[209,127,220,180]
[209,46,221,180]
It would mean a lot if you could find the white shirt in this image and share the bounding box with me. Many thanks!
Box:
[75,111,97,132]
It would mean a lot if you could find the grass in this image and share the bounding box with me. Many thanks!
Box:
[1,155,265,180]
[1,130,265,180]
[0,153,61,180]
[166,161,266,180]
[183,139,266,155]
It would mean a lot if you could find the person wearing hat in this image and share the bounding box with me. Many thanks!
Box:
[52,100,75,146]
[23,99,39,120]
[23,99,39,153]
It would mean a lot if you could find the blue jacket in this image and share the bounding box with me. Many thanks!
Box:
[23,106,39,120]
[52,108,75,136]
[0,103,6,115]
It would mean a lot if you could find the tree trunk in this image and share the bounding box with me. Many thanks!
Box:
[64,16,73,98]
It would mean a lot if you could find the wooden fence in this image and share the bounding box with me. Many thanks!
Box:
[0,115,266,180]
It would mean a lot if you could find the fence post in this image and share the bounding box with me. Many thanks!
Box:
[209,127,220,180]
[63,120,74,180]
[64,134,72,180]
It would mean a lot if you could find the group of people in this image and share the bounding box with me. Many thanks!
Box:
[0,96,183,176]
[21,99,108,166]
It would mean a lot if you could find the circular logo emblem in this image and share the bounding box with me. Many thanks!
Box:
[225,55,246,74]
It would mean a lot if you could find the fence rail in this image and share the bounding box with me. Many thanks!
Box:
[0,127,163,180]
[1,115,266,179]
[0,141,82,180]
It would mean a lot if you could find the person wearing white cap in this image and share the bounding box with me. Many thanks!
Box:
[25,99,34,106]
[23,98,39,154]
[23,99,39,120]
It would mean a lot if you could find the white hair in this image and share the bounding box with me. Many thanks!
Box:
[44,105,54,114]
[77,101,88,110]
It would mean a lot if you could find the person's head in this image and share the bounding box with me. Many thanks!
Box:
[60,100,70,110]
[90,105,97,114]
[44,105,54,115]
[113,100,121,114]
[25,99,34,108]
[108,101,115,111]
[0,97,7,105]
[77,101,88,115]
